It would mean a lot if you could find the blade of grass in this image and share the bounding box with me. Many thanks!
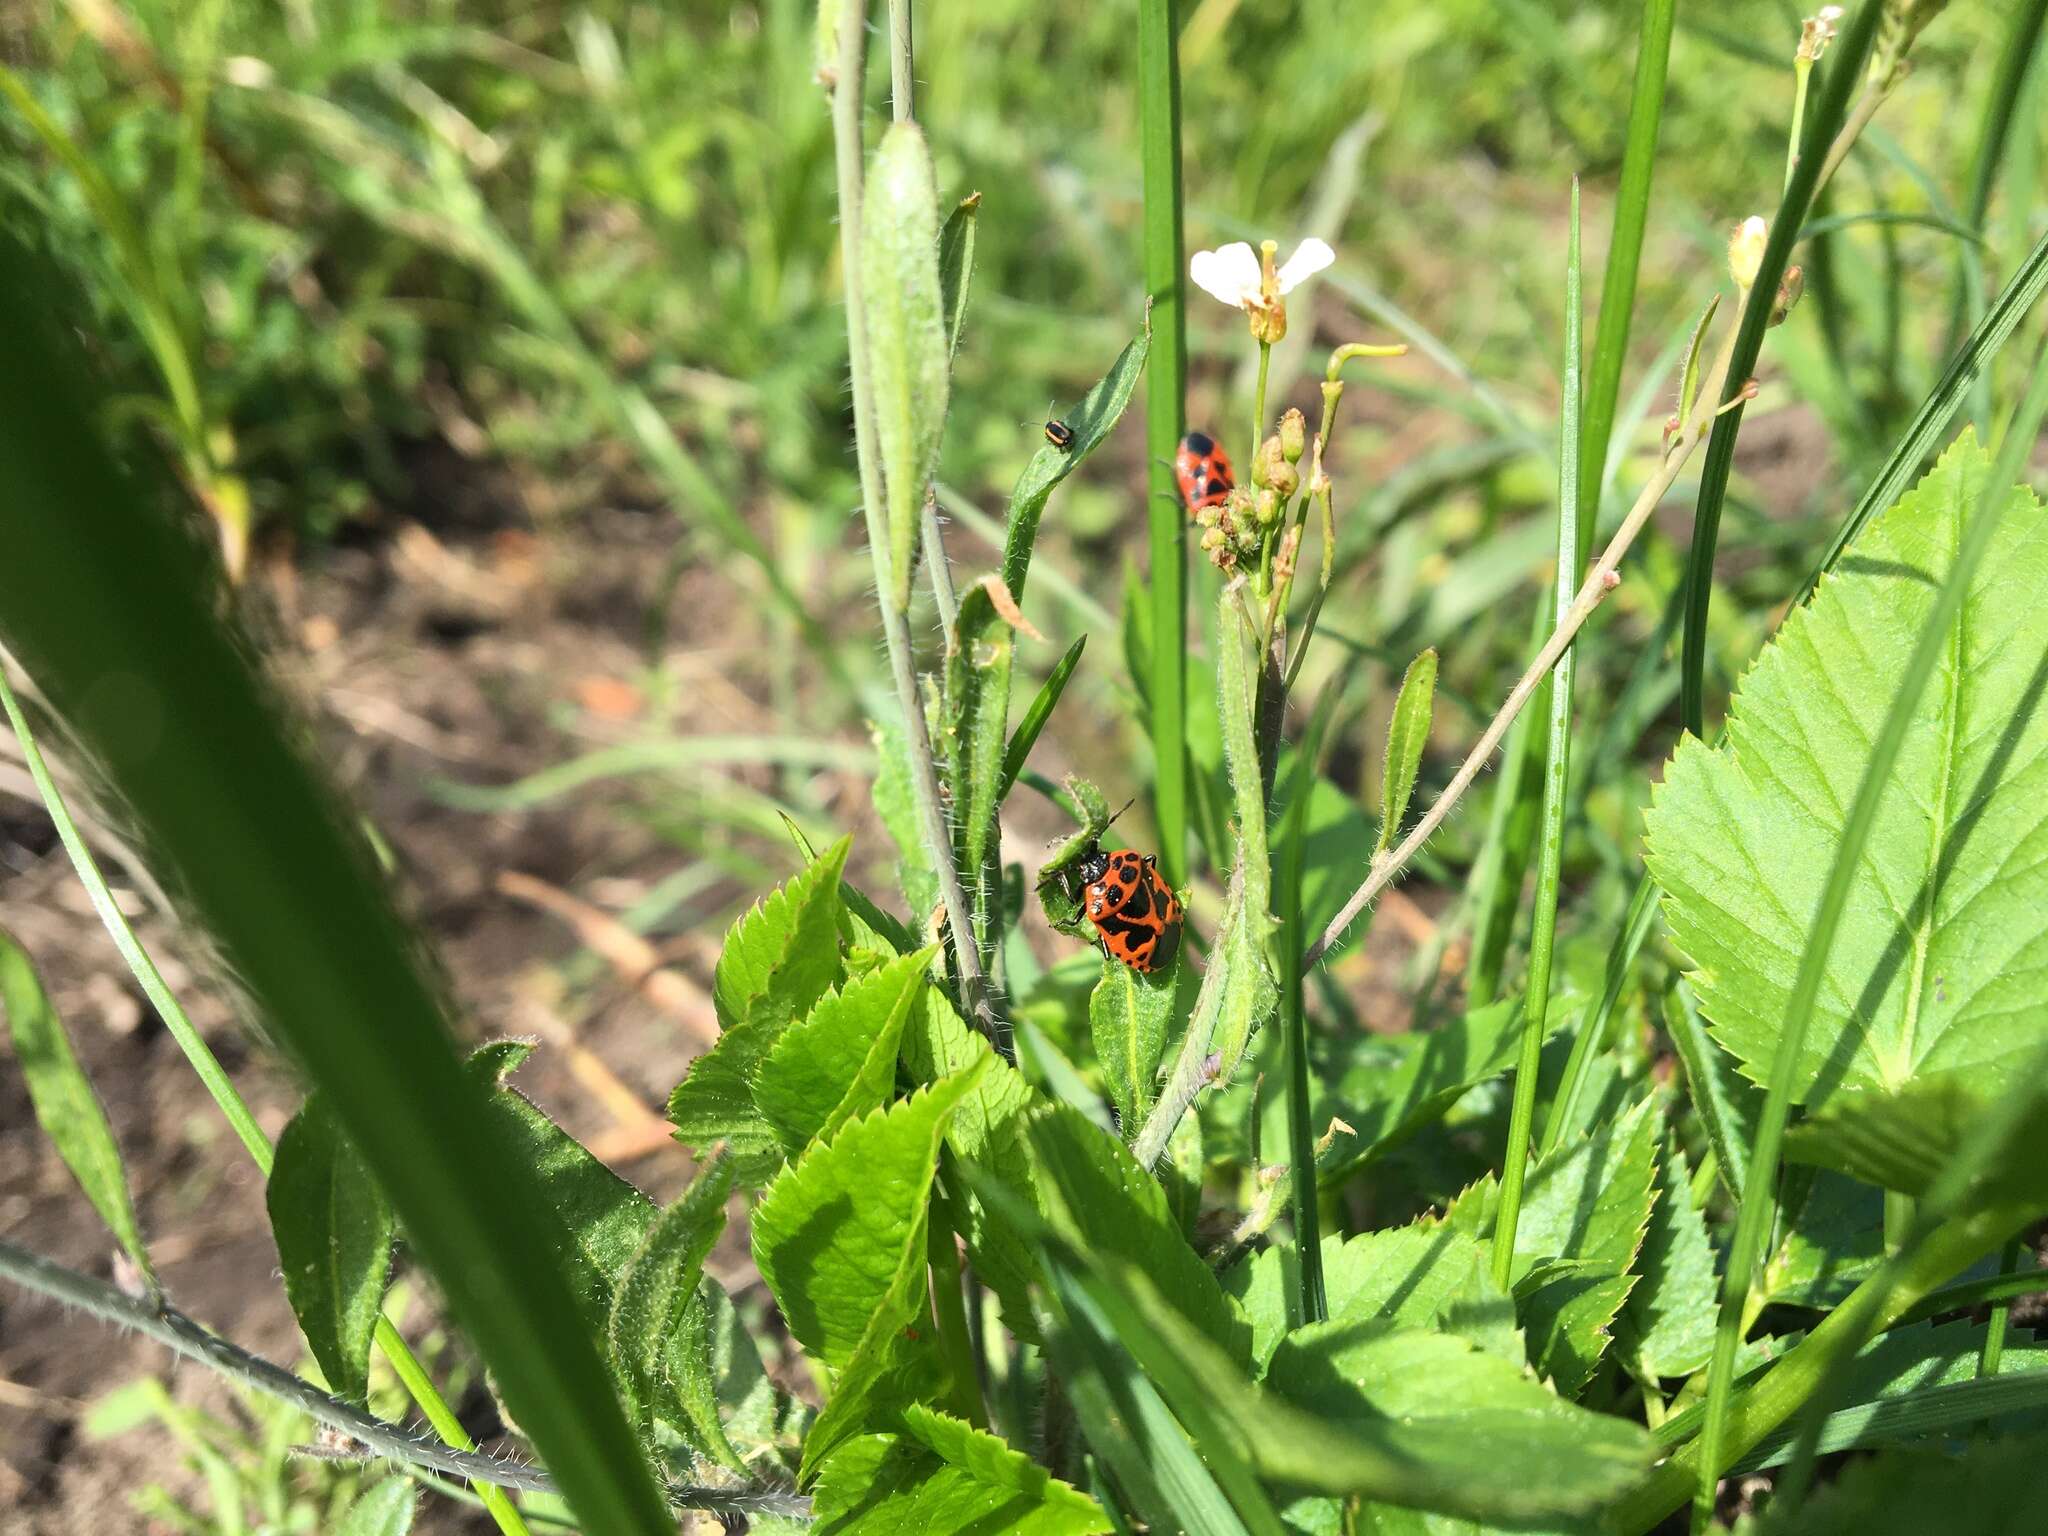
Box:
[0,236,667,1536]
[1579,0,1675,547]
[1138,0,1189,887]
[1688,334,2048,1531]
[996,635,1086,806]
[1677,0,1884,736]
[1540,872,1658,1155]
[1492,180,1582,1290]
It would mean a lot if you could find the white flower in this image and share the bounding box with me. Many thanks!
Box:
[1189,238,1336,309]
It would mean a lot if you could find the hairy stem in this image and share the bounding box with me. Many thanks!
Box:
[831,0,998,1047]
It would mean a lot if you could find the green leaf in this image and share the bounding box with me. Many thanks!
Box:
[712,838,850,1035]
[871,709,941,922]
[267,1095,394,1405]
[1783,1070,2048,1205]
[1758,1168,1884,1309]
[1209,594,1277,1084]
[861,123,949,613]
[1023,1102,1251,1363]
[1618,1142,1719,1380]
[1002,327,1149,607]
[998,635,1085,807]
[936,192,979,363]
[1732,1318,2048,1474]
[944,580,1017,924]
[681,1273,807,1466]
[1088,957,1174,1136]
[334,1477,415,1536]
[1261,1323,1654,1518]
[1224,1223,1519,1374]
[606,1155,737,1460]
[470,1042,654,1330]
[754,1066,987,1477]
[1648,434,2048,1110]
[0,926,156,1297]
[1294,771,1377,951]
[1664,979,1759,1205]
[1377,648,1438,854]
[756,947,938,1156]
[1746,1433,2048,1536]
[1291,997,1545,1183]
[670,839,850,1175]
[812,1407,1112,1535]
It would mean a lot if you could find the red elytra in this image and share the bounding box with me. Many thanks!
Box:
[1174,431,1235,517]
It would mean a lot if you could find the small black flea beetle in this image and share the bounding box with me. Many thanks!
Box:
[1044,418,1076,451]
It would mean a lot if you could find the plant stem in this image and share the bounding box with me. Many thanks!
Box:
[887,0,913,122]
[0,670,535,1536]
[0,1240,810,1522]
[1786,58,1813,192]
[927,1193,987,1429]
[1137,0,1189,887]
[1304,318,1738,970]
[1278,691,1334,1322]
[1978,1239,2023,1384]
[1493,181,1582,1290]
[831,0,998,1048]
[1250,339,1271,476]
[1542,872,1657,1153]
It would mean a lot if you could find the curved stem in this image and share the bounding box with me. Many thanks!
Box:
[0,1240,809,1523]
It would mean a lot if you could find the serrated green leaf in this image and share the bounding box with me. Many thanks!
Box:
[1647,434,2048,1111]
[810,1407,1112,1535]
[335,1477,415,1536]
[1664,979,1759,1205]
[1517,1271,1634,1398]
[1618,1142,1719,1380]
[469,1042,653,1330]
[755,1066,987,1478]
[936,192,979,363]
[607,1155,737,1464]
[1378,648,1439,854]
[1783,1070,2048,1206]
[0,926,156,1297]
[1224,1224,1518,1374]
[671,840,850,1175]
[1745,1433,2048,1536]
[900,979,1043,1334]
[1758,1168,1885,1309]
[756,947,937,1156]
[1002,328,1149,607]
[1088,957,1173,1136]
[1023,1102,1250,1363]
[712,838,849,1035]
[267,1094,394,1406]
[862,123,948,613]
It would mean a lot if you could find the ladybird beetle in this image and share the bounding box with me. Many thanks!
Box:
[1075,844,1183,973]
[1174,431,1235,517]
[1044,417,1077,452]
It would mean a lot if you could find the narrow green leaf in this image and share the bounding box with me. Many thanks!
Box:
[997,635,1085,807]
[606,1155,737,1459]
[1001,328,1150,607]
[335,1478,416,1536]
[1210,592,1276,1083]
[1649,435,2048,1110]
[756,946,938,1155]
[944,581,1016,944]
[1665,979,1759,1206]
[871,708,941,922]
[0,231,674,1536]
[861,122,949,613]
[1375,648,1438,854]
[1619,1143,1721,1380]
[937,192,980,363]
[0,927,157,1298]
[1087,959,1173,1136]
[268,1095,395,1406]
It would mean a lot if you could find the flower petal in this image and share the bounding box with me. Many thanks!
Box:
[1190,242,1262,307]
[1274,237,1336,294]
